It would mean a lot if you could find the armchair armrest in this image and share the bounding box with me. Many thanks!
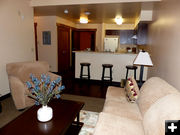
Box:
[8,76,34,110]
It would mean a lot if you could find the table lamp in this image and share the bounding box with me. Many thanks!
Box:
[133,51,153,87]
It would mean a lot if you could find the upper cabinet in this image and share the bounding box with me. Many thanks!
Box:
[105,23,148,45]
[119,30,134,45]
[137,23,148,45]
[106,30,134,45]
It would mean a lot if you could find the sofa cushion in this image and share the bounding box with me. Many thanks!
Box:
[103,100,142,120]
[143,93,180,135]
[137,77,179,116]
[106,86,126,102]
[94,112,144,135]
[125,78,140,102]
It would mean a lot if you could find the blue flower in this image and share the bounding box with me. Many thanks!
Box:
[41,74,46,82]
[56,94,61,99]
[35,85,40,91]
[55,77,61,84]
[35,101,40,105]
[26,81,32,89]
[50,81,55,87]
[45,75,50,85]
[31,88,35,93]
[58,85,65,92]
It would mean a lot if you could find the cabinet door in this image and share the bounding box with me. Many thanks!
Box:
[120,30,134,44]
[137,23,148,45]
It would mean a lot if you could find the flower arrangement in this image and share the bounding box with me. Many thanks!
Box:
[26,74,65,106]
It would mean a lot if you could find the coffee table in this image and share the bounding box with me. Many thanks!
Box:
[0,99,84,135]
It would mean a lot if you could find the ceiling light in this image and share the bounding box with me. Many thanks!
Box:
[64,9,68,14]
[80,17,88,24]
[115,17,123,25]
[85,11,91,15]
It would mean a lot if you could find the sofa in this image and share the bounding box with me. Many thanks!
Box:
[6,61,61,110]
[94,77,180,135]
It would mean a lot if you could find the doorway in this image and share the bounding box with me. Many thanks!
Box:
[71,29,96,70]
[57,24,70,73]
[72,29,96,51]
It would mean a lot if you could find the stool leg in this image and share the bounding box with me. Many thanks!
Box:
[88,65,90,80]
[134,69,136,80]
[126,69,129,80]
[102,67,105,81]
[80,65,83,79]
[110,67,112,84]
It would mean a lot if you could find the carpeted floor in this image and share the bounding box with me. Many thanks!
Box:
[0,94,104,129]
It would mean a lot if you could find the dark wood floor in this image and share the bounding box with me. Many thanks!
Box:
[57,70,120,99]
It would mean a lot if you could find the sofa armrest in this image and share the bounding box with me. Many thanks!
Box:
[8,76,27,110]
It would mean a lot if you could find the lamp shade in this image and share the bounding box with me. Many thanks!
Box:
[133,51,153,66]
[132,35,137,39]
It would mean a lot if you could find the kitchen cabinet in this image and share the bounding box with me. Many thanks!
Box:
[120,30,134,45]
[137,23,148,45]
[105,30,135,45]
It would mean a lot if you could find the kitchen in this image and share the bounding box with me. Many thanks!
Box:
[74,23,149,83]
[34,2,152,83]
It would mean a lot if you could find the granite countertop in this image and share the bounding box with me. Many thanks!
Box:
[73,51,137,55]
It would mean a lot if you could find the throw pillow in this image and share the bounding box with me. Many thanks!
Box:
[125,77,140,102]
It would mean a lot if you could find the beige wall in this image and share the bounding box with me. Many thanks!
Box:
[34,16,76,72]
[34,16,58,72]
[35,15,136,72]
[0,0,35,96]
[148,0,180,89]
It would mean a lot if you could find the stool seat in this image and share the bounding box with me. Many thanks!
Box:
[126,65,137,70]
[125,65,137,80]
[102,64,113,67]
[80,63,91,66]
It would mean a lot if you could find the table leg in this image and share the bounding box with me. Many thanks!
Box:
[76,112,80,126]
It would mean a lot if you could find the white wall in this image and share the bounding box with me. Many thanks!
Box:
[75,51,148,81]
[0,0,35,96]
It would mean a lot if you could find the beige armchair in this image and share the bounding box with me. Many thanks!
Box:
[6,61,61,110]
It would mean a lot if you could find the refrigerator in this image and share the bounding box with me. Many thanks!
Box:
[104,37,119,52]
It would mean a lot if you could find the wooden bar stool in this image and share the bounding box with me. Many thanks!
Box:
[125,65,137,80]
[80,63,91,80]
[101,64,113,83]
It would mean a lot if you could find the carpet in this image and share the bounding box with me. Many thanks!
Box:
[78,110,99,135]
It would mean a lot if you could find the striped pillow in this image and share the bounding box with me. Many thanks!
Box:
[125,77,140,102]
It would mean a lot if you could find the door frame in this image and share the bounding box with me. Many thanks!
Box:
[57,23,72,73]
[34,23,38,60]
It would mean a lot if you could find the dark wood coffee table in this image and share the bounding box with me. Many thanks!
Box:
[0,99,84,135]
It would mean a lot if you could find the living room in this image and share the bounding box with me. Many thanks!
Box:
[1,0,180,134]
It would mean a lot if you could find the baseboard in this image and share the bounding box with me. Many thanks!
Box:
[74,78,121,87]
[0,93,11,101]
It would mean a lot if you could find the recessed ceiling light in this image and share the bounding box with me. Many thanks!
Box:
[84,11,91,15]
[64,9,68,14]
[80,17,88,24]
[115,17,123,25]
